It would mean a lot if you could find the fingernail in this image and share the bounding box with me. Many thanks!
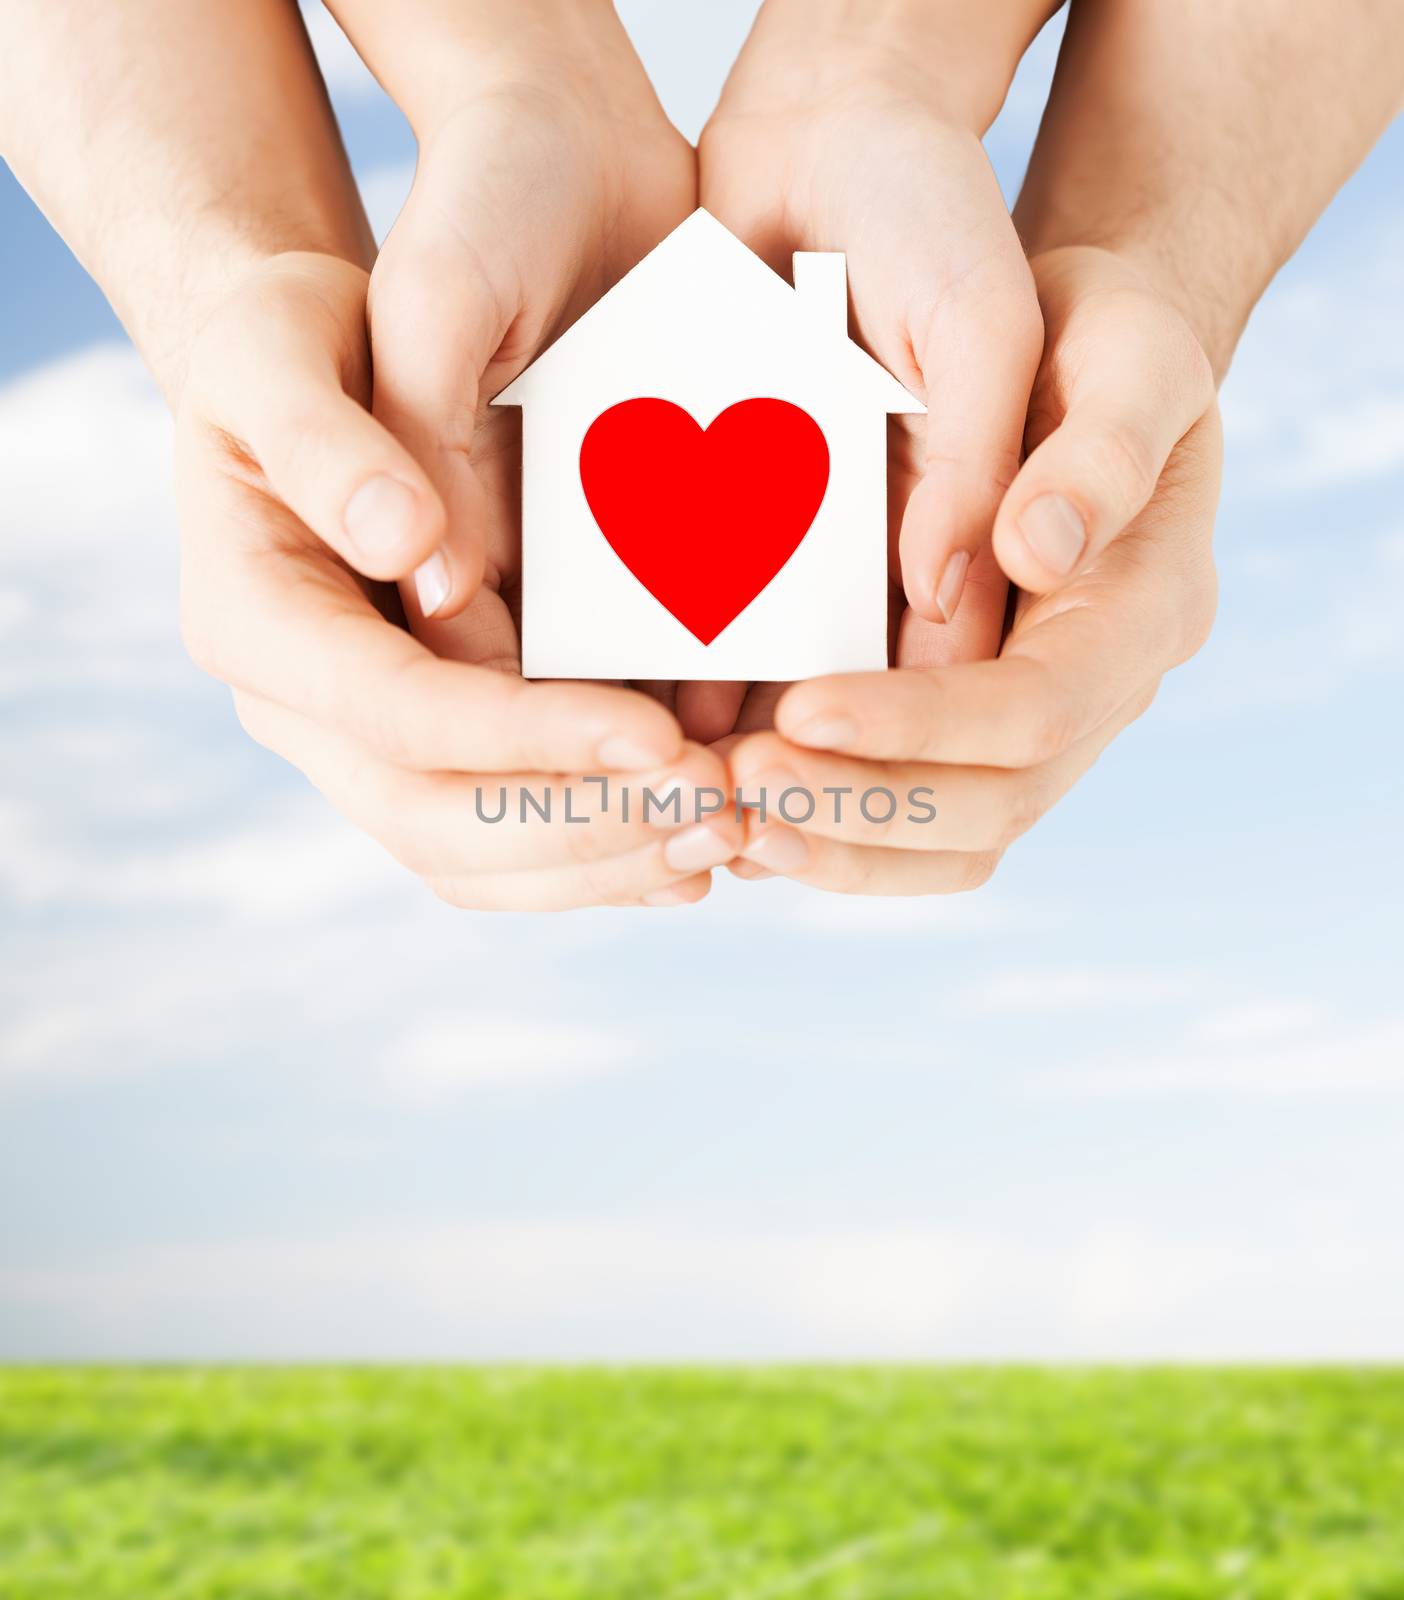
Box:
[1019,494,1085,575]
[598,734,676,770]
[413,549,451,618]
[744,826,810,875]
[790,715,859,751]
[728,859,775,882]
[664,822,734,873]
[934,548,971,623]
[344,474,419,566]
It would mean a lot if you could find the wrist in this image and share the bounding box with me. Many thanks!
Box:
[147,234,370,410]
[721,0,1048,133]
[1017,207,1255,384]
[327,0,658,144]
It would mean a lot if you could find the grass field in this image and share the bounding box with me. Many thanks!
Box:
[3,1368,1404,1598]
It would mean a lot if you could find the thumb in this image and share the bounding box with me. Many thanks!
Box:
[994,291,1214,594]
[199,268,450,599]
[367,215,512,638]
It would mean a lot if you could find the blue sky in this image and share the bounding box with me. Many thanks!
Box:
[1,4,1402,1360]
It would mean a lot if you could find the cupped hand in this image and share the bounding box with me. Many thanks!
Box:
[175,252,742,910]
[693,2,1045,739]
[364,24,697,663]
[726,246,1221,894]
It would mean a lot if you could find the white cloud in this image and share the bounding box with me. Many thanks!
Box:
[1279,394,1404,491]
[384,1016,639,1102]
[1223,228,1404,499]
[1191,999,1326,1044]
[7,1218,1403,1360]
[0,786,404,918]
[697,870,1029,936]
[1039,1017,1404,1101]
[0,344,181,697]
[101,806,405,919]
[959,967,1186,1015]
[1169,516,1404,716]
[0,796,70,904]
[0,343,171,550]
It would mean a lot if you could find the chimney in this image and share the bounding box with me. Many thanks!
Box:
[792,252,849,336]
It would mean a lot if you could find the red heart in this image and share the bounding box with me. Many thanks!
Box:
[579,398,830,645]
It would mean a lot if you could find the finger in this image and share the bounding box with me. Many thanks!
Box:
[774,418,1220,769]
[993,263,1215,594]
[639,873,715,909]
[732,680,789,734]
[729,684,1156,855]
[737,823,1000,898]
[198,265,450,593]
[775,615,1146,770]
[180,483,683,774]
[898,239,1043,625]
[676,680,749,744]
[634,681,681,716]
[235,694,733,873]
[895,542,1008,671]
[367,218,511,626]
[428,814,742,913]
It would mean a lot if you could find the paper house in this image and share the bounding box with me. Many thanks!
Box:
[492,209,924,681]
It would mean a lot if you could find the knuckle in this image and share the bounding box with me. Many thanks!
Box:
[1176,562,1220,661]
[1083,421,1159,514]
[266,400,331,482]
[1169,316,1217,407]
[423,874,463,908]
[500,679,557,772]
[231,691,272,748]
[363,654,442,769]
[423,873,481,912]
[1127,679,1162,725]
[178,605,224,681]
[995,774,1050,848]
[1014,687,1080,767]
[953,851,1001,894]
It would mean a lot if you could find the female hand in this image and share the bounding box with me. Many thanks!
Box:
[726,247,1220,894]
[693,0,1048,740]
[334,0,697,649]
[176,252,743,911]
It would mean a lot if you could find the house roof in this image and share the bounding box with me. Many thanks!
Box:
[492,208,924,415]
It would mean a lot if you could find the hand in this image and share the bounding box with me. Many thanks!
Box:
[693,0,1045,739]
[725,246,1221,894]
[361,13,697,657]
[176,252,743,911]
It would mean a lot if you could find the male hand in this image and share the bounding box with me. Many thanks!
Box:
[176,253,742,911]
[726,247,1220,893]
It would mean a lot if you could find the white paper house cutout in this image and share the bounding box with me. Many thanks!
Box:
[493,208,924,681]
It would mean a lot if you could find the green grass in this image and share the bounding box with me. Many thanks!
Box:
[3,1369,1404,1598]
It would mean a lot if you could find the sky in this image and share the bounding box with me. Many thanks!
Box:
[1,4,1402,1361]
